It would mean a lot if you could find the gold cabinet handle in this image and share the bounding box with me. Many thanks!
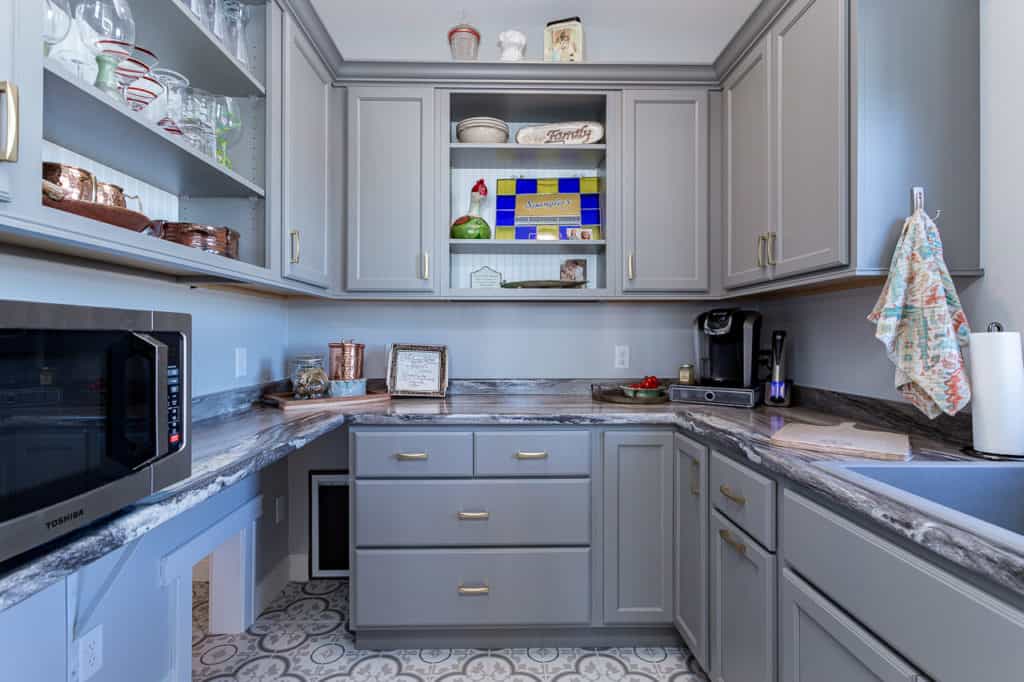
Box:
[719,528,748,556]
[690,460,701,496]
[457,511,490,520]
[0,81,19,163]
[515,451,549,460]
[396,452,428,461]
[756,234,767,268]
[719,484,747,506]
[422,251,430,280]
[627,253,635,280]
[289,230,300,264]
[766,232,777,266]
[458,585,490,596]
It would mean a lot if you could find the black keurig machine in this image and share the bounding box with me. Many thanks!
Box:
[670,309,764,407]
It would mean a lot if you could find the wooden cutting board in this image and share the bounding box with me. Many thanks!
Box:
[770,421,911,461]
[263,391,391,412]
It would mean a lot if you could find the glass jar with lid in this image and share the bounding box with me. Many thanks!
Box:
[291,354,329,399]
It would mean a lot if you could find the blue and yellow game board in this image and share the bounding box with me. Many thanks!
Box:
[494,177,602,241]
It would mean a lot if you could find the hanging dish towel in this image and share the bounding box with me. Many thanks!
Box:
[867,207,971,418]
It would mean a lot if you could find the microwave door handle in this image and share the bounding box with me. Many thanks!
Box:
[132,333,168,461]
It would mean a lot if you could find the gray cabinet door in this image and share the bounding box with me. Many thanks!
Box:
[769,0,849,279]
[0,0,40,217]
[281,13,332,288]
[674,433,709,670]
[622,89,708,292]
[347,86,435,291]
[603,431,673,624]
[780,568,923,682]
[0,580,67,680]
[722,37,773,289]
[710,510,776,682]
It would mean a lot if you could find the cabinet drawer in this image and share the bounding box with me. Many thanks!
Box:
[784,490,1024,682]
[354,548,591,627]
[710,510,776,682]
[474,431,590,477]
[355,479,590,547]
[711,450,776,550]
[353,431,473,478]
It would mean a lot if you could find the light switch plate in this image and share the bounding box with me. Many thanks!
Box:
[78,625,103,681]
[234,347,247,378]
[614,345,630,369]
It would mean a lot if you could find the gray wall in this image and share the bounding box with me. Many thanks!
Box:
[287,300,709,380]
[759,0,1016,402]
[0,249,290,396]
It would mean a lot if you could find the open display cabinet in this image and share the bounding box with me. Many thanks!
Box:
[441,90,619,297]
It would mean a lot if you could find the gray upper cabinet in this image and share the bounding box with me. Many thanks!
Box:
[674,433,710,670]
[602,431,673,624]
[769,0,849,279]
[722,38,772,289]
[347,86,435,291]
[779,568,923,682]
[281,14,334,288]
[622,89,709,292]
[0,0,39,217]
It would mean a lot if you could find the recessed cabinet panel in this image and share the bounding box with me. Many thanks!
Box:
[723,38,773,289]
[0,0,40,216]
[674,433,710,670]
[348,86,435,291]
[623,89,708,292]
[282,15,332,287]
[771,0,849,278]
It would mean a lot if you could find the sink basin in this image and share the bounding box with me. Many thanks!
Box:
[820,461,1024,547]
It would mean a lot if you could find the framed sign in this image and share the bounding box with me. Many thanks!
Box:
[387,344,449,398]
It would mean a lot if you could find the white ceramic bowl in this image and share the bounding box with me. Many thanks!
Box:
[456,121,510,144]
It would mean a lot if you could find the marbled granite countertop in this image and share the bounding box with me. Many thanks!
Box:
[3,394,1021,613]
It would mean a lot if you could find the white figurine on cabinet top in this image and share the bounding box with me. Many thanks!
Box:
[497,30,527,61]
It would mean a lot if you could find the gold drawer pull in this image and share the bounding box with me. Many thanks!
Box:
[515,451,549,460]
[719,529,748,556]
[458,585,489,596]
[690,460,701,496]
[396,452,428,461]
[719,484,747,506]
[457,511,490,520]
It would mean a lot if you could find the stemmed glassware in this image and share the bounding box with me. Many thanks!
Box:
[76,0,136,102]
[42,0,73,57]
[214,96,243,169]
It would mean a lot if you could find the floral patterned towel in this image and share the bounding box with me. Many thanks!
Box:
[867,209,971,418]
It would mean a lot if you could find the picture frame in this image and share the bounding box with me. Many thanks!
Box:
[561,259,587,283]
[386,344,449,398]
[544,17,583,63]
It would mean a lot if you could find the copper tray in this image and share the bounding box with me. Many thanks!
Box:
[43,194,157,233]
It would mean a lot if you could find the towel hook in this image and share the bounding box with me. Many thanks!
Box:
[911,186,940,221]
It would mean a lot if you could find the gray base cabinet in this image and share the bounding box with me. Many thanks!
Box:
[674,433,710,670]
[603,431,674,624]
[779,567,923,682]
[710,510,776,682]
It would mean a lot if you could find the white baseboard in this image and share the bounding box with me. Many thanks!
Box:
[288,553,309,583]
[255,554,292,615]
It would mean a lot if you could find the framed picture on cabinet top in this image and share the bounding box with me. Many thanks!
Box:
[545,17,583,62]
[387,344,449,398]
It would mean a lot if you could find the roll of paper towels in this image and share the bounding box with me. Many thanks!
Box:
[970,328,1024,455]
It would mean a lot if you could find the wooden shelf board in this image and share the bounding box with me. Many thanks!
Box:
[43,61,265,199]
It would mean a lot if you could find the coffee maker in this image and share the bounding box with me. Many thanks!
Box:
[693,309,762,387]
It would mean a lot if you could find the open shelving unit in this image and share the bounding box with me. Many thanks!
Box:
[444,90,612,296]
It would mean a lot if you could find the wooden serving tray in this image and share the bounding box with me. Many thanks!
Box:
[770,421,910,461]
[592,387,669,405]
[263,391,391,412]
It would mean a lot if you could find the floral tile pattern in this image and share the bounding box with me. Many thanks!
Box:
[192,580,709,682]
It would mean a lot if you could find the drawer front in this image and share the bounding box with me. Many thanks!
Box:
[354,431,473,478]
[355,479,591,547]
[710,510,776,682]
[354,548,591,627]
[711,450,776,550]
[474,431,591,477]
[784,490,1024,682]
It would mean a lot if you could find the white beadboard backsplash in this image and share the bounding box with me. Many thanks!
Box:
[42,141,180,221]
[450,251,602,289]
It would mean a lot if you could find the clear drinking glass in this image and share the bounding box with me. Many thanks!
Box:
[214,96,243,169]
[151,68,189,131]
[207,0,227,39]
[50,16,96,82]
[181,88,217,157]
[43,0,73,57]
[223,0,250,66]
[188,0,210,27]
[76,0,136,102]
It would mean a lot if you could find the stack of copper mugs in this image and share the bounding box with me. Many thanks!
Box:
[329,340,365,380]
[161,222,240,259]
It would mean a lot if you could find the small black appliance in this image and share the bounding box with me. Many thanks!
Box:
[693,309,762,388]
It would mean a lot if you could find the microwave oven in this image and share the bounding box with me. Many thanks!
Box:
[0,300,191,563]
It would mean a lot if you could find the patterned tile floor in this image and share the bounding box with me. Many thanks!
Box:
[192,580,710,681]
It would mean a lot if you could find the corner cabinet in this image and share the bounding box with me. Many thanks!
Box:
[281,12,337,288]
[602,431,673,624]
[346,86,435,292]
[674,433,710,670]
[622,89,708,293]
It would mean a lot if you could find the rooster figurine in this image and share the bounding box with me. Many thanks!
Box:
[450,178,492,239]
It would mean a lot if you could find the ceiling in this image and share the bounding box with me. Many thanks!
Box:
[311,0,762,64]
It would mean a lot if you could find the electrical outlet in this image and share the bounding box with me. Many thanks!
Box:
[614,345,630,369]
[78,625,103,681]
[275,495,286,524]
[234,347,247,378]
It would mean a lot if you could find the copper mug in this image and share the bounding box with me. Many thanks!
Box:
[329,341,365,380]
[42,162,96,202]
[95,182,144,213]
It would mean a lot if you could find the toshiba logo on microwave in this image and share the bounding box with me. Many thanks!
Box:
[45,508,84,530]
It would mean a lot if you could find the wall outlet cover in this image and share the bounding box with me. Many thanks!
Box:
[78,625,103,681]
[614,345,630,369]
[234,347,248,378]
